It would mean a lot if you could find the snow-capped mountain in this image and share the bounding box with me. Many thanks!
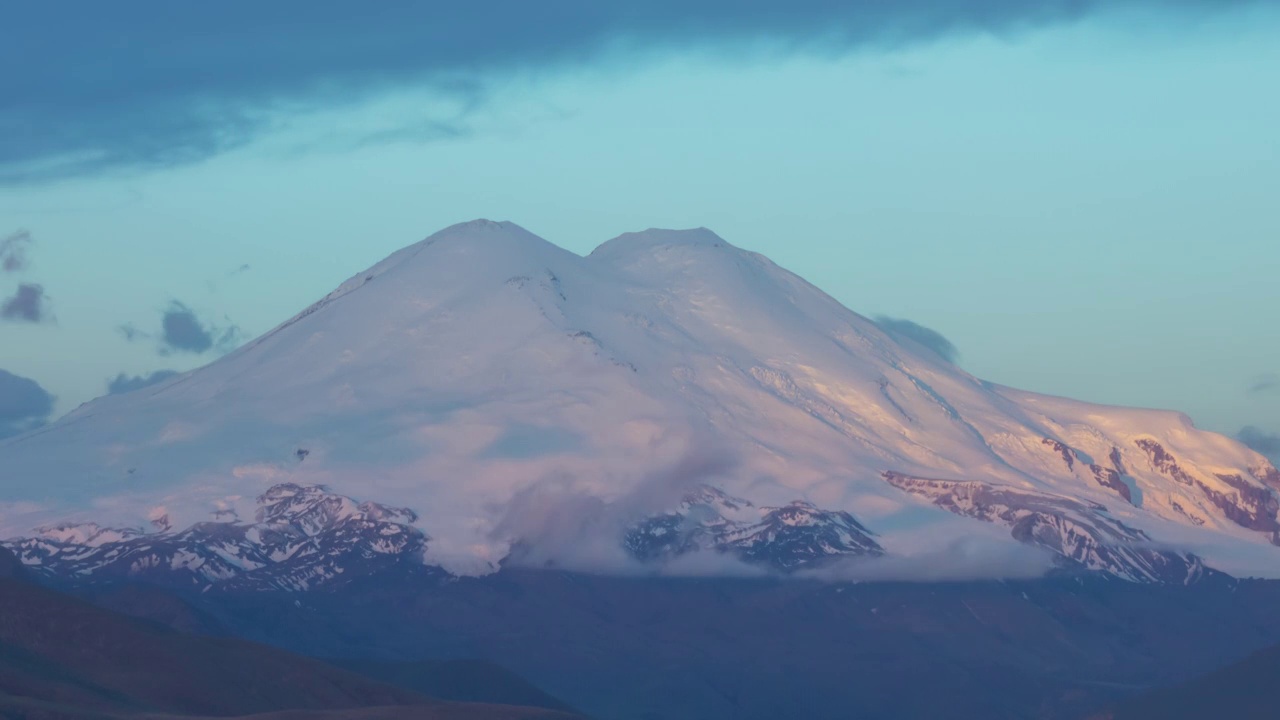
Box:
[623,486,884,572]
[2,219,1277,586]
[9,483,427,591]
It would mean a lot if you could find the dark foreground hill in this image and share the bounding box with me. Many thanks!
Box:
[331,660,576,715]
[120,567,1280,720]
[0,549,576,720]
[15,541,1280,719]
[1102,641,1280,720]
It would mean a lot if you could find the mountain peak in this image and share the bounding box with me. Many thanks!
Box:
[419,219,552,253]
[439,218,519,234]
[588,227,734,263]
[305,219,573,305]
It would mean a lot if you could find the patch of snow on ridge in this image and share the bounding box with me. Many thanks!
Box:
[1,220,1278,582]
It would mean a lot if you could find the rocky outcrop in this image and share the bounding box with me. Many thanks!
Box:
[1090,463,1134,504]
[3,483,427,592]
[1134,439,1195,486]
[1135,439,1280,542]
[883,472,1206,584]
[1042,438,1076,472]
[624,486,884,571]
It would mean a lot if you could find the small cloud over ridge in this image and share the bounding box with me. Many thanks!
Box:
[107,370,180,395]
[1239,426,1280,462]
[873,316,959,363]
[0,369,55,439]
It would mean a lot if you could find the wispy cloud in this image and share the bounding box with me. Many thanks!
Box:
[3,0,1266,182]
[1,231,55,323]
[0,230,31,272]
[117,323,146,342]
[205,263,252,294]
[491,437,738,572]
[1249,373,1278,394]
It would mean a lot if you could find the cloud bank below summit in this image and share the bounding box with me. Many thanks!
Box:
[0,370,54,439]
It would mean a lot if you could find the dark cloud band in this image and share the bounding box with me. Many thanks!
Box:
[1,0,1265,182]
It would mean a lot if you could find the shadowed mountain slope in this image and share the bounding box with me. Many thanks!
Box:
[0,549,576,720]
[1102,640,1280,720]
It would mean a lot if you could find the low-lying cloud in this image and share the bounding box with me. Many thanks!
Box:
[484,437,1061,582]
[803,535,1055,582]
[874,316,959,363]
[0,369,55,439]
[490,438,739,572]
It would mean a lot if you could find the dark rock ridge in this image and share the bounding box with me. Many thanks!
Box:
[1090,463,1134,504]
[4,483,888,589]
[1135,438,1280,543]
[1210,472,1280,540]
[624,486,884,571]
[1135,438,1198,486]
[1034,434,1280,545]
[1042,437,1140,506]
[1255,464,1280,491]
[882,472,1207,584]
[1042,437,1076,471]
[9,470,1260,587]
[3,483,428,592]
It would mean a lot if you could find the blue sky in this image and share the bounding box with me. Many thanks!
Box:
[1,1,1277,455]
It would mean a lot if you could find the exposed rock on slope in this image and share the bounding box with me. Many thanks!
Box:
[624,486,884,571]
[6,484,427,591]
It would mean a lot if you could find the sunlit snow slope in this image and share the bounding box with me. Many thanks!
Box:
[3,220,1277,581]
